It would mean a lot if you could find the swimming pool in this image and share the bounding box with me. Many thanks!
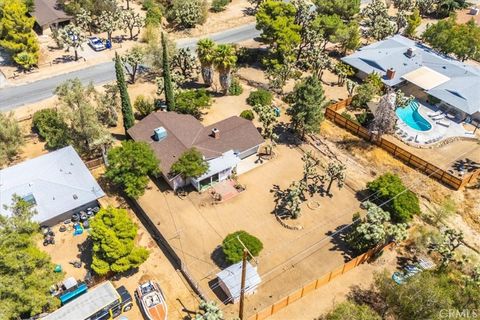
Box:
[396,100,432,131]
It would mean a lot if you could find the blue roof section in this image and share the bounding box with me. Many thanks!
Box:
[342,35,480,115]
[0,146,105,224]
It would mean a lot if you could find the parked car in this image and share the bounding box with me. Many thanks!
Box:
[88,37,106,51]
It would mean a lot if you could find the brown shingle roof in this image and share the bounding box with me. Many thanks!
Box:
[32,0,71,27]
[128,112,264,174]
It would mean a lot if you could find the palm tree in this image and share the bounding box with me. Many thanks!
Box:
[213,44,237,94]
[196,38,216,87]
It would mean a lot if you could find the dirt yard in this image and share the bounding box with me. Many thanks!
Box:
[137,140,363,318]
[269,247,398,320]
[39,181,199,320]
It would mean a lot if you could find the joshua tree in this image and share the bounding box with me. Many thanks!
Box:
[196,38,216,86]
[285,181,305,219]
[122,9,144,40]
[253,104,278,142]
[75,8,93,35]
[58,24,86,61]
[213,44,237,94]
[324,161,346,197]
[120,46,144,83]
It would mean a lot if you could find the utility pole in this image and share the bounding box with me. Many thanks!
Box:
[239,248,248,320]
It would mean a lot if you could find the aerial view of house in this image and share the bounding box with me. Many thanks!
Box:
[0,146,105,226]
[128,112,264,190]
[0,0,479,320]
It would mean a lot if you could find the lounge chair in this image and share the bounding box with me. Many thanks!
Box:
[428,110,443,117]
[431,114,445,121]
[437,120,450,128]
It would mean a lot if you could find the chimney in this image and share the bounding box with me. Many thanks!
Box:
[212,128,220,139]
[386,68,396,80]
[406,47,415,58]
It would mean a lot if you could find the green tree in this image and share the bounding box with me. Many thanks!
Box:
[58,24,86,61]
[32,108,70,149]
[196,38,216,86]
[253,103,277,141]
[367,172,420,223]
[404,8,421,38]
[0,0,39,69]
[105,141,160,198]
[428,228,464,267]
[134,94,155,118]
[55,78,112,156]
[247,89,273,107]
[314,0,360,21]
[120,45,145,84]
[361,0,396,41]
[0,196,63,319]
[145,4,162,26]
[213,44,237,94]
[240,109,255,120]
[170,148,209,180]
[0,111,24,166]
[168,0,207,29]
[90,207,150,275]
[222,230,263,264]
[287,76,327,139]
[115,52,135,132]
[162,32,175,110]
[256,0,301,65]
[324,161,346,196]
[322,301,381,320]
[75,8,93,35]
[97,6,122,43]
[374,270,454,319]
[346,202,408,253]
[122,9,144,40]
[175,89,212,119]
[172,47,199,82]
[95,83,119,127]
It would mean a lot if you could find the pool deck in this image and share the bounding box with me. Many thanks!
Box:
[395,101,476,146]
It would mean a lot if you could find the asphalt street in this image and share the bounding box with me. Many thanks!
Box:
[0,23,261,111]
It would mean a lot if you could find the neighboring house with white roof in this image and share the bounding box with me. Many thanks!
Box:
[342,35,480,122]
[0,146,105,226]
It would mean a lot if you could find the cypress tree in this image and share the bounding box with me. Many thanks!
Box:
[161,32,175,110]
[115,52,135,133]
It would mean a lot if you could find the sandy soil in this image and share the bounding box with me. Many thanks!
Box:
[137,140,364,319]
[39,179,199,320]
[269,247,398,320]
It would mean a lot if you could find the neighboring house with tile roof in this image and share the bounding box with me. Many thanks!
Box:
[32,0,71,34]
[128,112,264,190]
[0,146,105,226]
[342,35,480,121]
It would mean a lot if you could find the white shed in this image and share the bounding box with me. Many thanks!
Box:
[216,261,261,304]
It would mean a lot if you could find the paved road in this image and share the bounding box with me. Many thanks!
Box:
[0,24,261,111]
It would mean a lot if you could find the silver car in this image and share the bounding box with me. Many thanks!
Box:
[88,37,106,51]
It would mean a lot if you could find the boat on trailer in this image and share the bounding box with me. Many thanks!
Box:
[135,281,168,320]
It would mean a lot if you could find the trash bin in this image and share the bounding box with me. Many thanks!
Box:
[105,39,112,49]
[274,106,281,117]
[54,264,62,273]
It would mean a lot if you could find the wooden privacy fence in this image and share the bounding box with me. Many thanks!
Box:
[85,157,104,169]
[325,100,480,190]
[248,243,394,320]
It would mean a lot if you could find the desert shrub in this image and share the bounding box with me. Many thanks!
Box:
[134,95,155,118]
[228,78,243,96]
[351,83,376,109]
[222,231,263,264]
[237,47,267,66]
[32,108,70,150]
[175,89,212,119]
[211,0,230,12]
[240,109,254,120]
[367,172,420,223]
[168,0,208,29]
[145,5,163,26]
[246,89,272,107]
[341,111,354,121]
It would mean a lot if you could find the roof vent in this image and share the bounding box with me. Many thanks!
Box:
[212,128,220,139]
[73,194,78,200]
[386,68,396,80]
[406,47,415,58]
[153,127,167,141]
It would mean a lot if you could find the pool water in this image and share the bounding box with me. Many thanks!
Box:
[395,100,432,131]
